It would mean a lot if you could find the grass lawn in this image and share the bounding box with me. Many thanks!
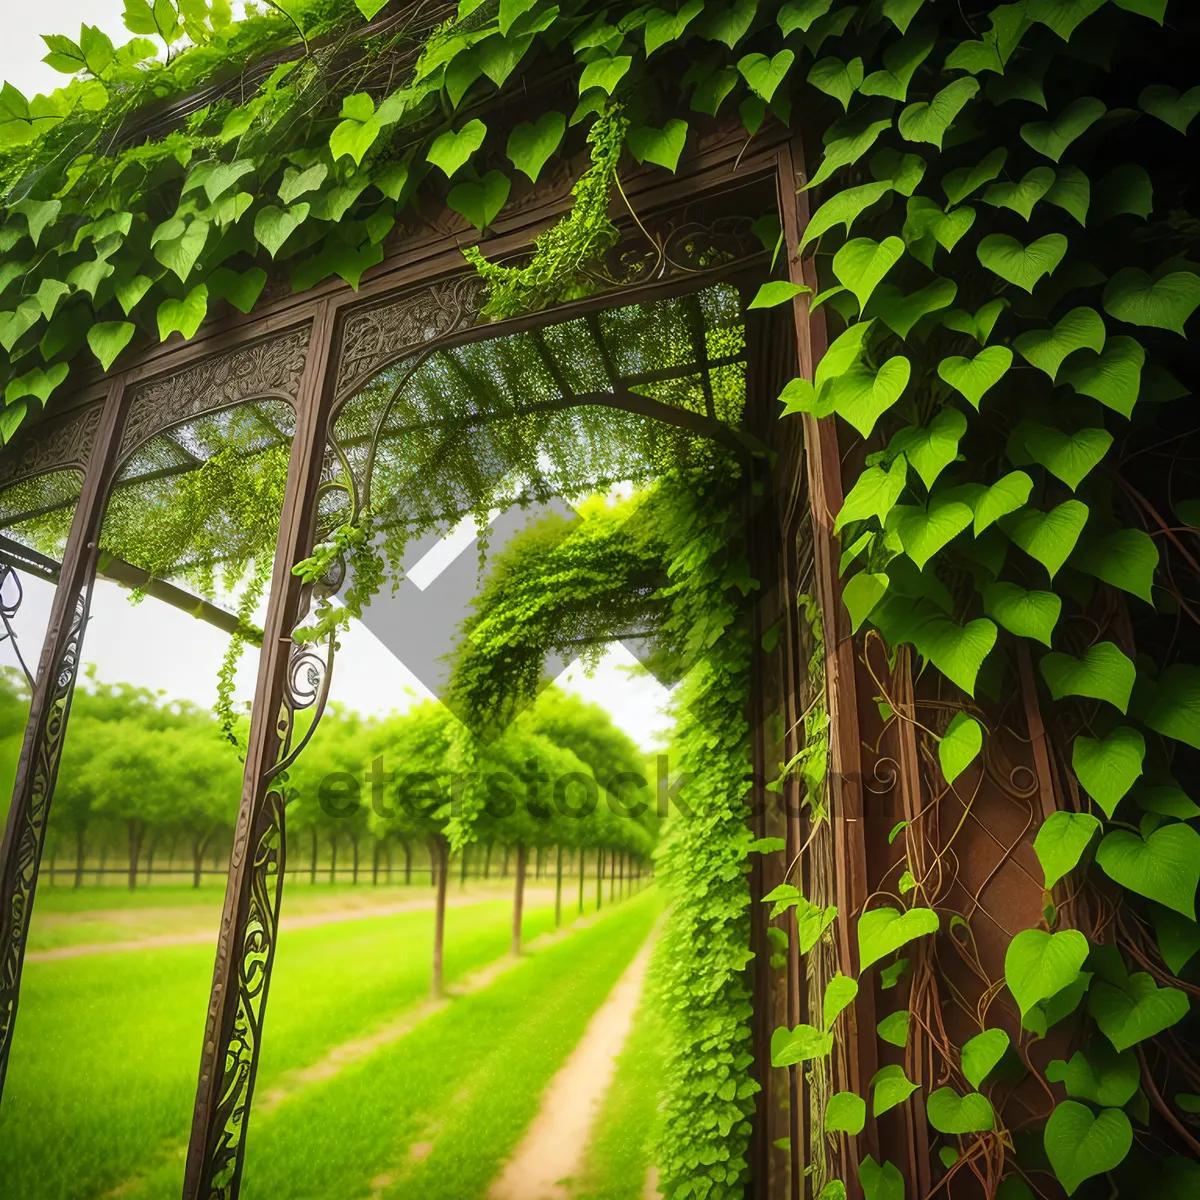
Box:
[0,893,563,1200]
[571,959,666,1200]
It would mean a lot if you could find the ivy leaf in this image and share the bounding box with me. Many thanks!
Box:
[153,216,210,282]
[1044,1103,1132,1197]
[1005,928,1089,1019]
[832,236,905,312]
[11,198,61,248]
[1045,165,1090,225]
[205,266,267,315]
[749,281,812,309]
[889,498,973,570]
[1072,727,1146,817]
[1000,499,1090,579]
[33,278,70,322]
[1013,422,1112,491]
[156,283,208,342]
[627,120,688,172]
[976,232,1068,292]
[937,346,1012,409]
[887,407,966,490]
[939,712,982,784]
[874,601,997,694]
[826,356,912,438]
[834,456,908,532]
[427,119,487,178]
[698,0,757,48]
[824,1091,866,1134]
[881,0,924,33]
[1095,825,1200,919]
[1046,1045,1140,1107]
[115,274,153,316]
[1070,529,1158,604]
[1102,267,1200,336]
[877,1010,909,1048]
[1140,665,1200,750]
[1027,0,1106,40]
[983,581,1060,644]
[941,298,1006,345]
[498,0,536,35]
[983,166,1055,220]
[1021,97,1106,161]
[898,77,979,148]
[800,181,893,252]
[823,973,858,1030]
[253,203,310,259]
[86,320,136,371]
[448,170,511,230]
[1153,906,1200,974]
[962,1029,1010,1089]
[690,67,739,117]
[943,3,1028,73]
[644,0,704,55]
[1090,972,1191,1055]
[354,0,390,16]
[1060,337,1144,418]
[738,50,794,102]
[942,148,1007,207]
[926,1088,994,1134]
[871,1064,919,1116]
[871,148,926,197]
[808,56,864,111]
[578,54,633,96]
[1040,642,1136,712]
[4,362,69,406]
[778,0,832,35]
[868,278,957,339]
[858,905,939,970]
[860,26,935,102]
[771,1023,833,1066]
[843,572,889,634]
[278,162,328,205]
[1036,812,1102,889]
[1093,164,1155,224]
[804,118,892,191]
[1138,84,1200,134]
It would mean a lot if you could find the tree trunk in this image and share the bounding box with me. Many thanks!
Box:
[578,848,585,914]
[127,820,144,890]
[404,839,412,885]
[310,827,318,885]
[146,836,156,884]
[535,846,542,881]
[555,845,563,928]
[618,852,625,899]
[74,826,86,889]
[484,841,493,879]
[512,842,528,956]
[610,850,616,903]
[430,836,448,998]
[596,848,604,911]
[351,837,360,885]
[460,845,469,888]
[372,841,380,886]
[502,844,511,877]
[192,832,213,889]
[329,835,338,884]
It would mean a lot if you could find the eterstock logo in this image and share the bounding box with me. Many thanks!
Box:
[308,755,694,820]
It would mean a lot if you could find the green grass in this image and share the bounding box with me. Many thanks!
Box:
[0,895,562,1200]
[571,959,666,1200]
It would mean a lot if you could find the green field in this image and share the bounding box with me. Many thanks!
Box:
[0,882,661,1200]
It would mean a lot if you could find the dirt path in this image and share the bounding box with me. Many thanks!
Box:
[28,889,559,962]
[487,924,658,1200]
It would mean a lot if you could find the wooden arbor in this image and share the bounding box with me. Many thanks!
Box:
[0,68,1059,1200]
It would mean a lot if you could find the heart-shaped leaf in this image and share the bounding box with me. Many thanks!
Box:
[254,203,310,259]
[506,111,566,182]
[1047,1044,1140,1107]
[826,356,912,438]
[1014,422,1112,491]
[844,572,889,634]
[868,278,957,339]
[823,973,859,1030]
[808,55,864,110]
[832,236,905,311]
[939,712,982,784]
[153,216,210,283]
[1060,337,1144,418]
[1072,727,1145,817]
[858,905,939,970]
[898,76,979,148]
[983,581,1061,644]
[1014,307,1106,380]
[739,49,794,101]
[749,280,813,309]
[778,0,834,36]
[877,1010,909,1048]
[1070,528,1158,603]
[578,54,632,96]
[1005,928,1089,1019]
[1028,0,1105,39]
[903,197,977,266]
[1088,971,1191,1051]
[962,1028,1010,1089]
[887,407,966,490]
[834,456,908,531]
[448,170,511,230]
[912,612,998,695]
[860,25,935,101]
[1096,824,1200,919]
[938,345,1012,408]
[156,283,209,342]
[1035,812,1102,889]
[627,118,688,172]
[1021,96,1106,161]
[977,232,1068,293]
[801,182,893,252]
[1040,641,1135,711]
[889,498,973,570]
[278,162,328,205]
[1044,1102,1132,1197]
[1139,664,1200,750]
[86,321,136,371]
[1153,905,1200,974]
[1138,84,1200,134]
[926,1088,994,1134]
[206,266,267,315]
[771,1022,834,1066]
[983,166,1055,220]
[943,147,1008,206]
[427,119,488,178]
[941,298,1006,345]
[1046,165,1090,225]
[871,148,926,196]
[871,1063,919,1116]
[1001,499,1089,579]
[4,362,69,407]
[824,1091,866,1134]
[805,118,893,191]
[1092,163,1154,224]
[1103,267,1200,336]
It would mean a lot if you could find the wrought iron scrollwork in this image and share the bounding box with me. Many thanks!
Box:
[0,564,33,688]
